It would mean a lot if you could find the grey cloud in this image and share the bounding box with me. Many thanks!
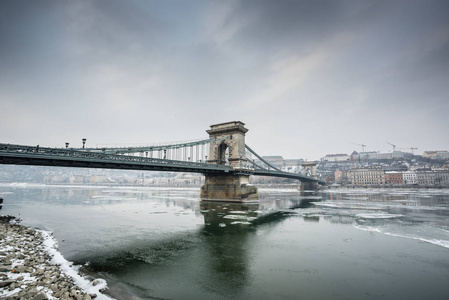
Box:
[1,0,448,158]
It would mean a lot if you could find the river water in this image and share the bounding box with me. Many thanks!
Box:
[1,183,449,299]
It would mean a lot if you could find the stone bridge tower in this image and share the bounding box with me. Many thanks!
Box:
[300,161,318,190]
[200,121,258,202]
[206,121,248,169]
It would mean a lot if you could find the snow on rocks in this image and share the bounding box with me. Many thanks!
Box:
[0,217,112,300]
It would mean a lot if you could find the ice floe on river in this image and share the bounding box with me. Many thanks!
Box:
[355,213,404,219]
[354,224,449,249]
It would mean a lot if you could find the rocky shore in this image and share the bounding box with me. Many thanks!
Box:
[0,216,110,300]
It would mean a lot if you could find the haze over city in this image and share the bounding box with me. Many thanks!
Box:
[1,0,448,160]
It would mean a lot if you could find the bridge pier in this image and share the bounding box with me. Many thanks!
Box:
[200,174,258,202]
[200,121,258,202]
[299,181,319,191]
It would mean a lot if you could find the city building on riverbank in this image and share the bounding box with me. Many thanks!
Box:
[403,171,417,185]
[422,150,449,160]
[347,167,386,185]
[385,171,403,184]
[416,169,436,185]
[435,170,449,185]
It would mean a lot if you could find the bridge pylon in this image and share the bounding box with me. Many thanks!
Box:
[300,161,318,190]
[200,121,258,202]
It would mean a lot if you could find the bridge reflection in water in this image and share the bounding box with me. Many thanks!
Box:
[196,196,320,297]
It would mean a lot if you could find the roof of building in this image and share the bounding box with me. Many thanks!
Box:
[423,150,448,154]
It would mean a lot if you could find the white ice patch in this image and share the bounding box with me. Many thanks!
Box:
[9,182,30,187]
[230,221,252,225]
[258,188,298,192]
[314,202,389,211]
[223,215,256,221]
[300,196,323,200]
[354,225,449,249]
[0,191,14,195]
[355,213,403,219]
[1,287,22,298]
[39,230,113,300]
[0,245,14,252]
[313,203,340,208]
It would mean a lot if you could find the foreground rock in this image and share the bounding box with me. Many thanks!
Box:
[0,217,107,300]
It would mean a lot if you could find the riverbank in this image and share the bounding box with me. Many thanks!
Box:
[326,184,449,190]
[0,216,112,300]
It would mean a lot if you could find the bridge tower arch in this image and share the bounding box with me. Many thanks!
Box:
[216,142,229,165]
[201,121,258,202]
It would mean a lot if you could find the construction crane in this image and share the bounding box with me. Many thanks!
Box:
[387,142,396,152]
[351,143,366,152]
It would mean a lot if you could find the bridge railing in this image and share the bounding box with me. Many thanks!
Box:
[235,161,256,172]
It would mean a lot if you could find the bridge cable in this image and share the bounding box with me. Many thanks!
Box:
[244,145,282,171]
[77,135,232,154]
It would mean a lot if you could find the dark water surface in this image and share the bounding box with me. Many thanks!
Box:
[1,184,449,299]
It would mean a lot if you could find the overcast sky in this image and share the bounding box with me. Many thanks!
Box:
[1,0,448,160]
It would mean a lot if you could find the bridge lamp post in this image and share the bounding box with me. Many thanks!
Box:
[82,138,86,149]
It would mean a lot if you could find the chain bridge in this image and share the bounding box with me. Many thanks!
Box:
[0,121,324,201]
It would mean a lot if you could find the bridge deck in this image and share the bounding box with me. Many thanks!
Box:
[0,143,324,184]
